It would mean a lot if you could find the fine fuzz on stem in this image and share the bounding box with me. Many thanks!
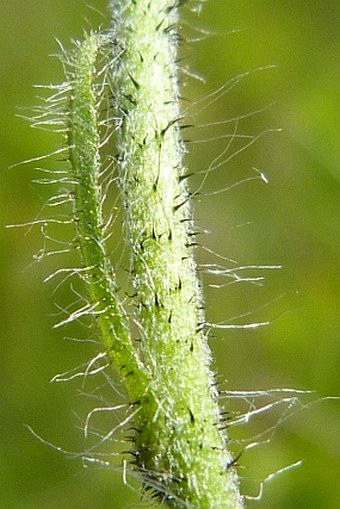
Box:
[106,1,243,507]
[47,1,243,507]
[67,33,149,402]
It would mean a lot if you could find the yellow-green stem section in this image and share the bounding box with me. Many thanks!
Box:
[65,3,244,508]
[110,1,244,507]
[67,34,148,401]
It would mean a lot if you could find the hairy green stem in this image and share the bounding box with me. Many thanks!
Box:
[66,2,243,507]
[109,1,243,507]
[67,34,148,401]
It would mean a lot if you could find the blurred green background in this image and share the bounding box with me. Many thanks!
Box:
[1,1,339,508]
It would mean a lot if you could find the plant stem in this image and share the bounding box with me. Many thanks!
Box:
[63,1,243,507]
[107,1,244,507]
[67,33,148,402]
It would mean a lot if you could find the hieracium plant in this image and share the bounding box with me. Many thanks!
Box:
[26,1,248,507]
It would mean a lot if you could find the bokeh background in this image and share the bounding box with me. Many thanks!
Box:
[1,1,339,508]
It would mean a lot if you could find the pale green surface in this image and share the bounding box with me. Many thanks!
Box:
[1,1,339,508]
[110,2,242,506]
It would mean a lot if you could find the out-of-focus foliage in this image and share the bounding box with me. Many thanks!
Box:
[1,1,339,508]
